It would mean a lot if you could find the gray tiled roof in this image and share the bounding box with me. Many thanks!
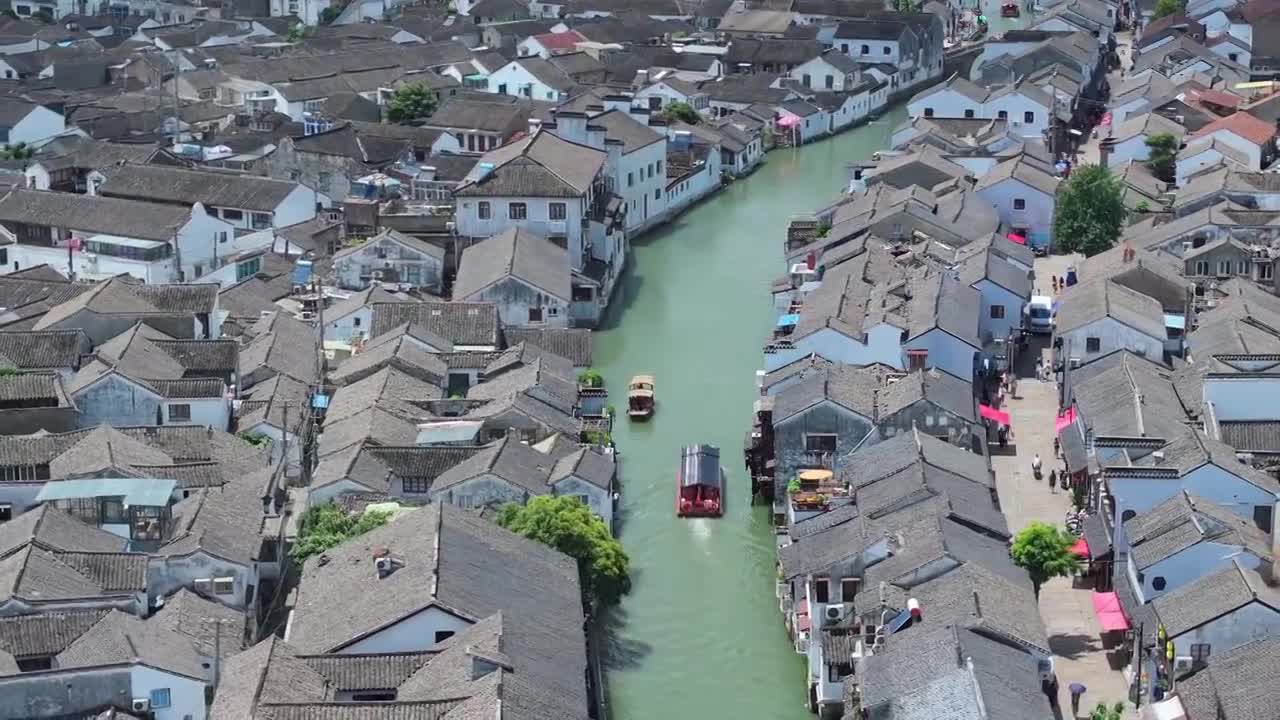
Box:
[453,227,571,303]
[1151,559,1280,637]
[55,610,207,680]
[157,470,273,565]
[0,609,107,658]
[0,188,194,242]
[208,637,332,719]
[147,588,247,658]
[431,436,556,495]
[326,366,440,426]
[1126,490,1273,570]
[455,129,605,198]
[0,330,90,369]
[771,364,880,422]
[502,327,592,366]
[240,312,321,386]
[97,163,302,212]
[371,302,501,348]
[1176,637,1280,719]
[0,505,125,559]
[288,504,587,717]
[0,544,147,606]
[303,652,433,691]
[548,446,615,491]
[875,368,976,423]
[0,372,65,403]
[329,332,449,388]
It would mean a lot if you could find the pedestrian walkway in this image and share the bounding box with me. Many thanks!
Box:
[989,256,1136,718]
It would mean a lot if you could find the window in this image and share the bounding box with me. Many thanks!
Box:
[0,504,9,522]
[627,171,634,187]
[1151,576,1166,591]
[804,433,837,453]
[1238,260,1249,275]
[1194,260,1210,276]
[251,212,271,230]
[478,201,491,220]
[528,307,544,323]
[434,630,455,643]
[1023,111,1035,123]
[997,110,1008,119]
[403,477,430,493]
[814,577,830,603]
[825,74,834,89]
[1218,260,1231,276]
[194,578,213,594]
[861,44,869,54]
[841,43,849,53]
[1085,337,1101,353]
[236,257,261,281]
[882,46,890,55]
[149,689,171,709]
[802,73,811,87]
[221,208,244,222]
[964,109,975,118]
[657,160,662,173]
[1121,509,1137,522]
[907,349,928,370]
[924,107,934,117]
[990,305,1005,319]
[509,202,527,219]
[1013,198,1026,210]
[655,188,661,200]
[168,404,191,422]
[213,577,235,595]
[317,172,331,192]
[549,202,567,220]
[1261,263,1274,281]
[352,692,396,702]
[1254,504,1273,531]
[840,578,858,601]
[1190,644,1211,665]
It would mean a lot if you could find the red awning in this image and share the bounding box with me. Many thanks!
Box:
[1071,537,1089,557]
[796,612,811,632]
[1091,591,1130,632]
[1007,232,1027,245]
[979,404,1011,426]
[1055,407,1077,433]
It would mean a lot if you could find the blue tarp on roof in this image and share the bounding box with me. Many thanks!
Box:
[311,393,330,409]
[778,314,800,328]
[291,260,313,286]
[1164,314,1186,330]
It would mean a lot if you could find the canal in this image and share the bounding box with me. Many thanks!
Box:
[592,105,906,720]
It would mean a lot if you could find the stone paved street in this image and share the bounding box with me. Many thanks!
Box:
[986,254,1137,719]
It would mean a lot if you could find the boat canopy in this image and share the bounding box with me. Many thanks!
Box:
[629,375,655,396]
[679,445,721,488]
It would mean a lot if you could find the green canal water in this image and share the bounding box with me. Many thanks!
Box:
[593,105,907,720]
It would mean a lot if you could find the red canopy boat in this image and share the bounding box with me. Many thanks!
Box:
[676,444,723,518]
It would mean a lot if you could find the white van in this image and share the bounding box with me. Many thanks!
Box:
[1024,296,1054,334]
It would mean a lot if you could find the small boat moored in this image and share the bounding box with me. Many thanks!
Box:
[627,375,655,420]
[677,444,723,518]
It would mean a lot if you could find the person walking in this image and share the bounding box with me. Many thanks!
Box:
[1069,682,1087,718]
[1032,453,1042,479]
[1049,469,1057,492]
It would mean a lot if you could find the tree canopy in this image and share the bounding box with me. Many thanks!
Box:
[1151,0,1184,19]
[1010,521,1080,597]
[1052,164,1127,257]
[292,503,392,562]
[496,496,631,610]
[1089,702,1127,720]
[1145,132,1179,182]
[387,83,438,124]
[656,101,701,125]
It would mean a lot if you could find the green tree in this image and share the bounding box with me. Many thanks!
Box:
[319,5,342,23]
[495,496,631,610]
[286,23,311,42]
[0,143,32,160]
[1052,164,1127,257]
[1090,701,1127,720]
[386,83,438,124]
[1145,132,1179,182]
[1010,521,1080,598]
[892,0,918,9]
[656,101,701,125]
[1151,0,1184,19]
[577,368,604,388]
[292,503,392,562]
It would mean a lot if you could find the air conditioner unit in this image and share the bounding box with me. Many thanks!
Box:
[825,605,843,621]
[1069,357,1082,369]
[131,699,150,713]
[1173,656,1194,673]
[300,310,315,321]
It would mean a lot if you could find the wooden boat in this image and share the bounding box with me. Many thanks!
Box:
[1001,2,1020,16]
[627,375,655,420]
[677,444,723,518]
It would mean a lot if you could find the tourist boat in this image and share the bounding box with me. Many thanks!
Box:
[677,444,723,518]
[627,375,655,420]
[1001,2,1020,16]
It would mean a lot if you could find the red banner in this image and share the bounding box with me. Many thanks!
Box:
[979,404,1010,426]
